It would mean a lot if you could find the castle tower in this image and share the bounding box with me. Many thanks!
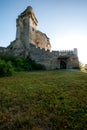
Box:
[16,6,51,51]
[16,6,38,49]
[7,6,51,57]
[73,48,78,56]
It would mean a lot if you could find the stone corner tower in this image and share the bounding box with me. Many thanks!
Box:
[16,6,38,49]
[7,6,51,57]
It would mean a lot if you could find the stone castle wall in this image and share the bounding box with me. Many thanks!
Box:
[0,6,79,69]
[0,47,7,55]
[30,29,51,50]
[29,44,79,69]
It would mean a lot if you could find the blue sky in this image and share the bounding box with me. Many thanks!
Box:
[0,0,87,64]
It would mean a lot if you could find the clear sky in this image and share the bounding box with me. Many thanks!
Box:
[0,0,87,64]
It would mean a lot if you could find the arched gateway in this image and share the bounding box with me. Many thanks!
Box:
[58,57,68,69]
[60,60,67,69]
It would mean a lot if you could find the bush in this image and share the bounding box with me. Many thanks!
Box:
[24,58,46,71]
[0,59,14,77]
[84,64,87,70]
[73,66,80,70]
[0,55,46,72]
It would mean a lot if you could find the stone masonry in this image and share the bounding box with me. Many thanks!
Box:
[0,6,79,69]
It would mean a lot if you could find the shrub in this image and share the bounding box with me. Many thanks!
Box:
[84,64,87,70]
[73,66,80,70]
[0,55,46,72]
[24,58,46,71]
[0,59,14,77]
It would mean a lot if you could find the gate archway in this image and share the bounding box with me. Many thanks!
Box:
[60,60,66,69]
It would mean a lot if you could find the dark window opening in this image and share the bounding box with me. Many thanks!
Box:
[32,27,34,31]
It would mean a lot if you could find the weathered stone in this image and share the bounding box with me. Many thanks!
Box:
[0,6,79,69]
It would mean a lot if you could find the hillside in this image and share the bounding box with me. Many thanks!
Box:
[0,70,87,130]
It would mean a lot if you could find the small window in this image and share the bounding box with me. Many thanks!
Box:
[32,27,34,31]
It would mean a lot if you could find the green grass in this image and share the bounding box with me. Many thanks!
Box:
[0,70,87,130]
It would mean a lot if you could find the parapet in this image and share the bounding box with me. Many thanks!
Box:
[58,48,78,57]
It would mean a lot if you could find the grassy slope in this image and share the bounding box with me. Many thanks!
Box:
[0,70,87,130]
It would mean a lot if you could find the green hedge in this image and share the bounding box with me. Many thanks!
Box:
[0,55,45,76]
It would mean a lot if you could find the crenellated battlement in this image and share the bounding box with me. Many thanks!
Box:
[59,50,74,57]
[32,45,78,58]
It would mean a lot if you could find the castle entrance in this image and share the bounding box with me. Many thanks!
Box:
[58,57,68,69]
[60,60,66,69]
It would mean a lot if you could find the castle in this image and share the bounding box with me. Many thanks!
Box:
[0,6,79,69]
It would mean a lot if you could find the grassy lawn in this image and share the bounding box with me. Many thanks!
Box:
[0,70,87,130]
